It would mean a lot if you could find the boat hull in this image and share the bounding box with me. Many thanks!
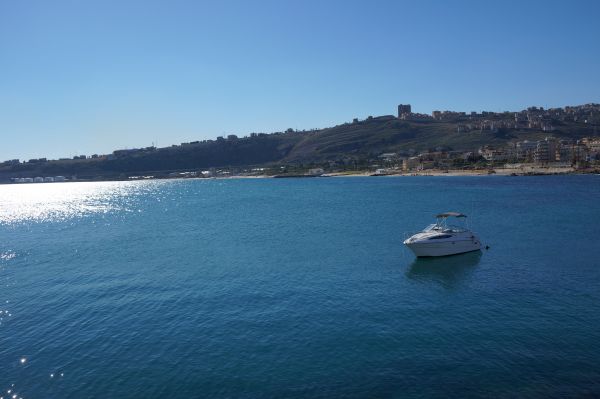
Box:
[404,239,482,257]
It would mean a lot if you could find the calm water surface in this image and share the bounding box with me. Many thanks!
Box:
[1,176,600,398]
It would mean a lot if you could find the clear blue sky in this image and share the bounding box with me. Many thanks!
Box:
[1,0,599,161]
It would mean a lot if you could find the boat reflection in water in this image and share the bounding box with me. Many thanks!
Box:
[406,250,482,289]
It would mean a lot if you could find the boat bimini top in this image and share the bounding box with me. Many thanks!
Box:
[425,212,469,233]
[435,212,467,218]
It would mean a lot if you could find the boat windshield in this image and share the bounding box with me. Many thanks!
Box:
[422,217,469,233]
[423,224,439,232]
[443,225,467,233]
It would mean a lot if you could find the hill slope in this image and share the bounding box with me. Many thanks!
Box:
[0,115,597,181]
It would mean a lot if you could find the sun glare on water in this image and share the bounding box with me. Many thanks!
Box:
[0,181,164,225]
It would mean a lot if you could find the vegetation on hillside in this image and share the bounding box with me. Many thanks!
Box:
[0,114,597,181]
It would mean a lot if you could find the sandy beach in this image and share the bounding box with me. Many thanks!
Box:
[323,165,581,177]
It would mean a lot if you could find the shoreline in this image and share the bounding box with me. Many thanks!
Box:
[325,166,595,177]
[1,167,598,185]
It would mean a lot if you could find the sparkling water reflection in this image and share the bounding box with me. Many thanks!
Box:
[0,181,167,225]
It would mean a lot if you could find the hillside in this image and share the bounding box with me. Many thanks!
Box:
[283,116,595,161]
[0,113,597,181]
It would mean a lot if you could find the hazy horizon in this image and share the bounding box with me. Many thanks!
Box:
[1,0,599,161]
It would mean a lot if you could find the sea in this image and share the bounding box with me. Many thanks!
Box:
[1,175,600,398]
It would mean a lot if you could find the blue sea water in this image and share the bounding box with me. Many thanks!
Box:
[1,176,600,398]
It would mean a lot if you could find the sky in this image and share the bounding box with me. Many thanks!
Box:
[0,0,599,161]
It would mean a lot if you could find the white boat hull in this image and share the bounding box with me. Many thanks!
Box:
[404,213,483,257]
[404,238,482,257]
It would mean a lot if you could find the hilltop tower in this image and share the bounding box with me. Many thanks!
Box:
[398,104,412,119]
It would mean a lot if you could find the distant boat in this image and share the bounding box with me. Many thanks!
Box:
[403,212,482,257]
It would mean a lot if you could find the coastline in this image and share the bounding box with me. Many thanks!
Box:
[325,165,593,177]
[2,166,598,185]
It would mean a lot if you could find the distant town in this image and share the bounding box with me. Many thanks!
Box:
[2,102,599,182]
[393,103,600,174]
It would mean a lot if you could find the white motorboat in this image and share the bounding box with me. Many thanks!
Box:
[403,212,482,257]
